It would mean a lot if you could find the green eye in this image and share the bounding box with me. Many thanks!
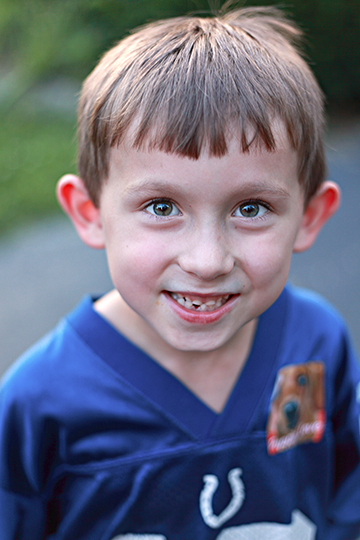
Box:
[146,200,180,217]
[234,202,268,218]
[240,203,260,217]
[153,202,173,216]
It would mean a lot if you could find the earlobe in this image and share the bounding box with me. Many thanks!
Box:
[293,181,341,253]
[56,174,105,249]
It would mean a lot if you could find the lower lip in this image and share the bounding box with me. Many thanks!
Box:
[164,292,239,325]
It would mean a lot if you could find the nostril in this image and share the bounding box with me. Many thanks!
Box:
[283,401,299,430]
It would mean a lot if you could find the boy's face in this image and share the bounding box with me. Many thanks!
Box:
[96,127,307,354]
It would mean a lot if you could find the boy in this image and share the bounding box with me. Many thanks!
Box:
[1,6,360,539]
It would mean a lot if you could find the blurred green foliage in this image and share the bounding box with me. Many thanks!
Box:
[0,110,76,233]
[1,0,358,109]
[0,0,359,233]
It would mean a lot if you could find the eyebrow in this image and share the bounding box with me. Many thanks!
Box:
[238,183,291,199]
[123,180,184,198]
[124,179,291,199]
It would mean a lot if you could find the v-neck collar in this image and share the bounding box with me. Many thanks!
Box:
[67,289,288,440]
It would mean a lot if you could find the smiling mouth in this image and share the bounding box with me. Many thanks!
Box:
[170,292,232,312]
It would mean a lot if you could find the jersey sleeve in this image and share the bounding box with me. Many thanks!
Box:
[0,487,47,539]
[327,330,360,537]
[0,359,52,539]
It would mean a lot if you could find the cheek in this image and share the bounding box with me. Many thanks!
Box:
[106,231,172,287]
[241,234,294,285]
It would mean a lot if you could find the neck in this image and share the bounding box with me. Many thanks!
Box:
[94,289,257,413]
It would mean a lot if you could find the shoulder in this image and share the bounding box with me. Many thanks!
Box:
[277,285,359,367]
[1,317,81,398]
[0,298,118,492]
[0,320,72,494]
[0,297,104,420]
[284,284,348,337]
[1,321,70,400]
[0,295,167,446]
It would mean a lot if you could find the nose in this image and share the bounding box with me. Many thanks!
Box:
[178,226,234,281]
[283,401,299,430]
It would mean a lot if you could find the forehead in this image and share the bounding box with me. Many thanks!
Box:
[106,126,302,204]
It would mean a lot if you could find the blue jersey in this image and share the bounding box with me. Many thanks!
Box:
[1,286,360,539]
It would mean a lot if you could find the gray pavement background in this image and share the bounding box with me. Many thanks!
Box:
[0,120,359,378]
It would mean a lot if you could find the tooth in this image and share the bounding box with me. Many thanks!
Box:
[170,292,231,311]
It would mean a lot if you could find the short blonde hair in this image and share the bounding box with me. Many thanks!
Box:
[77,6,326,206]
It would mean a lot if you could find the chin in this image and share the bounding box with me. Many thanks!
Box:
[161,329,232,354]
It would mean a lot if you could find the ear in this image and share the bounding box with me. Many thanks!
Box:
[293,181,341,253]
[56,174,105,249]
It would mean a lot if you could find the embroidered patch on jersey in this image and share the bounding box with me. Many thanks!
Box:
[266,361,325,455]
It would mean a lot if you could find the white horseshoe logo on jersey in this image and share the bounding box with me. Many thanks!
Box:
[200,468,245,529]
